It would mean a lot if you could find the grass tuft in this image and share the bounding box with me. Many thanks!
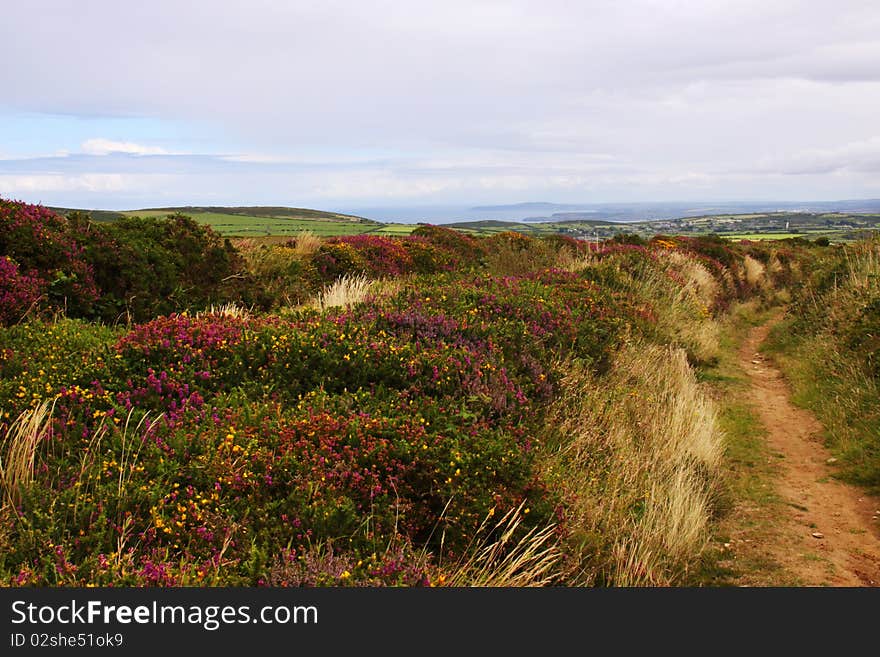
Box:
[312,273,375,311]
[438,503,564,587]
[0,400,55,513]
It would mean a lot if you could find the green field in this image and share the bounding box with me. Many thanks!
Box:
[370,223,420,235]
[112,208,421,237]
[721,232,809,241]
[120,210,384,237]
[51,204,880,241]
[721,229,855,242]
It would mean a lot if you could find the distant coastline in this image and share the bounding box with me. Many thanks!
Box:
[338,198,880,225]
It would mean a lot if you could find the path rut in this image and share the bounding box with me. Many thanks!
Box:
[737,318,880,586]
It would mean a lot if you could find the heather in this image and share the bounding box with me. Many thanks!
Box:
[0,270,615,584]
[0,200,250,325]
[0,198,785,585]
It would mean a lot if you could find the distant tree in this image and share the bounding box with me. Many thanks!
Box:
[611,232,646,246]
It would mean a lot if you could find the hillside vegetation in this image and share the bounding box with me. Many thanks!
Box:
[50,202,880,242]
[3,197,866,586]
[52,205,390,239]
[764,236,880,493]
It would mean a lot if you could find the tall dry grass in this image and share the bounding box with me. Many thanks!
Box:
[567,249,722,364]
[742,255,767,288]
[483,236,556,276]
[311,273,374,311]
[801,237,880,341]
[558,251,597,273]
[663,250,720,309]
[236,231,324,307]
[845,237,880,290]
[197,302,250,319]
[0,400,54,513]
[539,343,723,586]
[437,502,564,587]
[290,231,322,259]
[604,252,721,365]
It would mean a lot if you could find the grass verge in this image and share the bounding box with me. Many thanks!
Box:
[689,301,802,586]
[763,322,880,495]
[539,342,725,586]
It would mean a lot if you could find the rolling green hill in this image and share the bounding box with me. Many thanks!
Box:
[48,204,880,241]
[48,205,412,237]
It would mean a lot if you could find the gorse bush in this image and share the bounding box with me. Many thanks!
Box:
[82,213,252,322]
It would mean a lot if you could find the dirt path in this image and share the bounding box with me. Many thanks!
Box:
[735,318,880,586]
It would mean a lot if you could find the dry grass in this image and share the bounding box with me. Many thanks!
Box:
[437,502,564,587]
[602,253,722,365]
[483,236,556,276]
[311,273,374,312]
[290,231,322,259]
[241,244,298,272]
[660,261,722,365]
[845,237,880,290]
[237,230,322,262]
[663,250,719,308]
[809,238,880,337]
[767,253,784,278]
[539,343,723,586]
[236,232,324,308]
[0,400,55,513]
[558,251,597,273]
[370,277,404,300]
[742,255,766,287]
[197,302,250,319]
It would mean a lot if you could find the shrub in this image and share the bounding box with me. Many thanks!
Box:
[0,199,98,319]
[0,257,43,326]
[410,224,486,264]
[482,231,555,276]
[92,214,251,322]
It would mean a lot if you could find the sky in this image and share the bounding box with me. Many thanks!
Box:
[1,0,880,213]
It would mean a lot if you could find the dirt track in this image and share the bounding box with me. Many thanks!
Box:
[737,319,880,586]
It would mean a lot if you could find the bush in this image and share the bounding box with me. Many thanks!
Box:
[0,199,98,320]
[91,214,250,322]
[0,199,254,323]
[0,257,43,326]
[410,224,486,264]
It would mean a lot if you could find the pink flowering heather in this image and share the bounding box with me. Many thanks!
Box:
[0,256,44,325]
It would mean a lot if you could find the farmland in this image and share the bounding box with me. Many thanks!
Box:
[49,204,880,242]
[50,205,420,238]
[2,196,879,587]
[450,212,880,243]
[122,211,378,237]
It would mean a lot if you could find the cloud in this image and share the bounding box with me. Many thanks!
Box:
[81,138,169,156]
[755,137,880,176]
[0,173,172,194]
[1,1,879,206]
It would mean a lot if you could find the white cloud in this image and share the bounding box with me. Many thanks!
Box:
[0,173,172,193]
[81,138,169,156]
[1,1,879,205]
[756,137,880,176]
[219,154,295,164]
